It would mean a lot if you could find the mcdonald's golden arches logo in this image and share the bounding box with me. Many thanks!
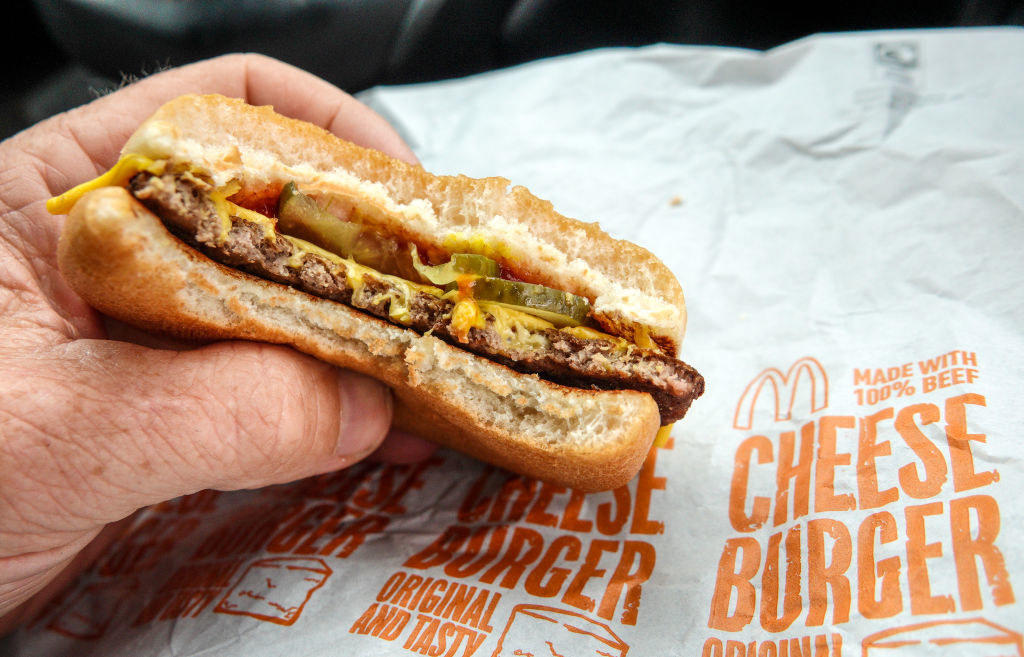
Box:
[733,357,829,430]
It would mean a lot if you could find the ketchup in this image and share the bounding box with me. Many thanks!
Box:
[499,263,526,282]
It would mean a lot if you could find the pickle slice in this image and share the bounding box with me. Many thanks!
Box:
[277,181,362,257]
[411,246,499,284]
[277,182,420,277]
[457,277,591,327]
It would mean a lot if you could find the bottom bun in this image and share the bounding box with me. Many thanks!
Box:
[57,187,662,491]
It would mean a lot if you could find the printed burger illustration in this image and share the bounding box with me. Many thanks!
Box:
[214,557,333,626]
[48,94,704,491]
[492,605,629,657]
[862,619,1023,657]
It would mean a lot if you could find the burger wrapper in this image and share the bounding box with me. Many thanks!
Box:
[7,27,1024,657]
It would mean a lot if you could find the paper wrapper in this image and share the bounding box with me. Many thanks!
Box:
[8,27,1024,657]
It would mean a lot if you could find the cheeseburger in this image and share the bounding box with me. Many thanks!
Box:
[49,94,704,491]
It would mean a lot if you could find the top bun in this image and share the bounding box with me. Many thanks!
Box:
[123,94,688,352]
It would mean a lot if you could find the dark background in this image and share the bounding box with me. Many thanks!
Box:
[4,0,1023,141]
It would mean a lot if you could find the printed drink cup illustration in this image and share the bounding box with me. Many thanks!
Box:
[491,604,628,657]
[214,557,333,626]
[862,618,1023,657]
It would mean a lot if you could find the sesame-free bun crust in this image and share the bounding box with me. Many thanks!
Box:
[59,188,661,491]
[124,94,687,354]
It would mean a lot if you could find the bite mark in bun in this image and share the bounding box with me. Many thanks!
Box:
[49,94,704,491]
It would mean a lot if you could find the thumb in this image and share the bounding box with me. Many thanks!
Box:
[20,338,393,526]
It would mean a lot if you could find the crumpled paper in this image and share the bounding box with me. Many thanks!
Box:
[7,27,1024,657]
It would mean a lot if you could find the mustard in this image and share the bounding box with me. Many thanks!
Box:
[654,423,674,448]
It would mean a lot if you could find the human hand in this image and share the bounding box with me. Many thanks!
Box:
[0,53,435,634]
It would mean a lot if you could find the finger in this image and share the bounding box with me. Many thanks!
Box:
[235,54,418,165]
[371,430,440,465]
[5,339,394,538]
[31,53,416,195]
[121,53,418,163]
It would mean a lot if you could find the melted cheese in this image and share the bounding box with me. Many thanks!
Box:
[561,325,626,346]
[632,324,657,350]
[477,301,555,351]
[451,298,480,342]
[46,155,163,214]
[212,194,277,242]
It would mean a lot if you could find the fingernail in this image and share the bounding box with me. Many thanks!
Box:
[335,370,392,457]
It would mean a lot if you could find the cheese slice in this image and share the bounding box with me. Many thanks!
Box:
[47,155,162,214]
